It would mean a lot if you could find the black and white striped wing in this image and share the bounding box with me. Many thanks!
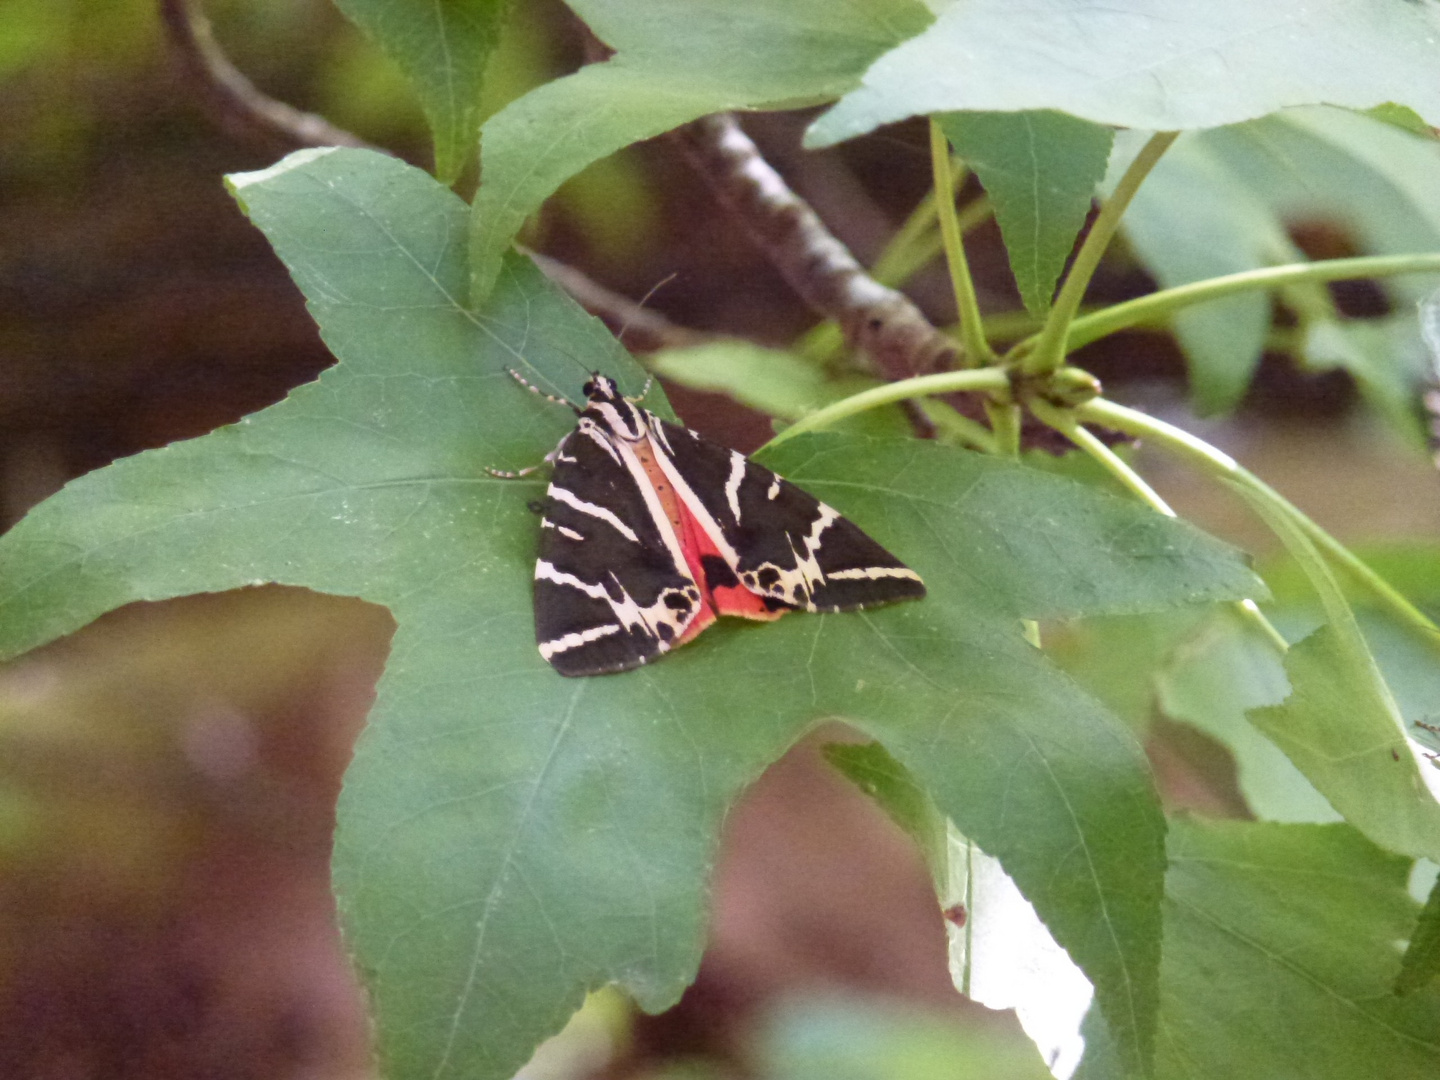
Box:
[654,419,926,612]
[534,425,702,676]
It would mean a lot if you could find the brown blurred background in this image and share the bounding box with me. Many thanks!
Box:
[2,2,1437,1077]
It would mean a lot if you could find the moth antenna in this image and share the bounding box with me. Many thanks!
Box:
[506,367,582,414]
[629,374,655,404]
[617,272,678,348]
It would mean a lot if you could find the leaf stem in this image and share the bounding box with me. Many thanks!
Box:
[1022,132,1179,377]
[985,400,1021,457]
[759,368,1010,450]
[931,120,995,365]
[1031,399,1289,653]
[1079,398,1440,642]
[872,155,967,283]
[1021,253,1440,356]
[917,399,1000,453]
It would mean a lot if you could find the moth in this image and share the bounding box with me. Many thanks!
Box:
[504,372,925,676]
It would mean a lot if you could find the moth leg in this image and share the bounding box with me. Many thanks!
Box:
[486,434,567,479]
[505,368,581,412]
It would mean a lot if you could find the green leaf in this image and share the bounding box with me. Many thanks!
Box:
[1108,130,1300,415]
[937,111,1113,318]
[1399,875,1440,994]
[332,0,511,183]
[0,147,1268,1080]
[1302,316,1432,447]
[1239,488,1440,862]
[468,0,934,300]
[1367,103,1437,139]
[1082,819,1440,1079]
[1104,108,1440,421]
[1047,610,1208,733]
[1156,609,1340,824]
[1207,107,1440,307]
[806,0,1440,148]
[762,996,1055,1080]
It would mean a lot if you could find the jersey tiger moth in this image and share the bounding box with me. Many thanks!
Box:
[505,373,926,676]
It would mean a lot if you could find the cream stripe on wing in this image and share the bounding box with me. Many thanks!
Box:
[539,623,622,659]
[826,567,923,581]
[724,451,746,523]
[547,486,640,544]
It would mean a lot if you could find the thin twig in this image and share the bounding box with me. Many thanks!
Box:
[525,251,711,352]
[674,114,960,382]
[158,0,374,153]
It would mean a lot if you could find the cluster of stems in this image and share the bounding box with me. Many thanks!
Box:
[764,121,1440,652]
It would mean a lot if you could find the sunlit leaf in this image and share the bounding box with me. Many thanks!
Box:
[827,741,1094,1077]
[807,0,1440,147]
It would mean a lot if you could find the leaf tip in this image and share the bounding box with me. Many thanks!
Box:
[226,147,342,194]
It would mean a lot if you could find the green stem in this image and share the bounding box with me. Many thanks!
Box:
[872,156,968,285]
[931,119,995,365]
[760,369,1010,451]
[985,400,1021,457]
[917,398,1000,454]
[873,195,993,291]
[1027,253,1440,355]
[1023,131,1180,377]
[1079,398,1440,642]
[1031,399,1290,653]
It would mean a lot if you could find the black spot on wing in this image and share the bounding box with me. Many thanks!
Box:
[701,554,738,591]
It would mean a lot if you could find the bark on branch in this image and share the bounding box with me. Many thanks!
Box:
[158,0,374,155]
[675,114,959,381]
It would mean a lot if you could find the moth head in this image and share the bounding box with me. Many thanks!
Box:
[582,374,621,402]
[582,374,648,441]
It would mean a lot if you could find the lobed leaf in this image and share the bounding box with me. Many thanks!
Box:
[1238,488,1440,863]
[807,0,1440,148]
[0,148,1270,1080]
[1082,820,1440,1078]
